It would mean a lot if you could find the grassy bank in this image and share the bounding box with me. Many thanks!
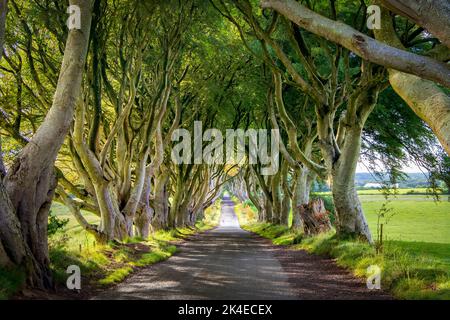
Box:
[235,201,450,300]
[0,201,221,300]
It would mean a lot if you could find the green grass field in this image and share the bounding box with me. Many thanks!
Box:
[362,195,450,271]
[313,190,450,264]
[362,196,450,243]
[316,188,446,196]
[50,202,100,232]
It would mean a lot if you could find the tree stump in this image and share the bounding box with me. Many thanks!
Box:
[298,198,332,236]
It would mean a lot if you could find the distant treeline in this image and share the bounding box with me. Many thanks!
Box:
[313,172,445,191]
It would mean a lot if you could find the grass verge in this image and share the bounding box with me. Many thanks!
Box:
[1,200,221,299]
[235,202,450,300]
[49,217,219,292]
[49,232,179,290]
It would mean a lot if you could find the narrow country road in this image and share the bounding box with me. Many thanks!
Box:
[94,197,391,300]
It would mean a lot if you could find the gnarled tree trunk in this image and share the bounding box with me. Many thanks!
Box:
[0,0,93,288]
[330,126,372,242]
[280,161,291,226]
[134,175,153,238]
[153,171,170,230]
[270,169,282,224]
[291,166,312,231]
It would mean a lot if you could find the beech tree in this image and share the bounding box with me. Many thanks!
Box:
[62,0,190,241]
[260,0,450,156]
[0,0,92,288]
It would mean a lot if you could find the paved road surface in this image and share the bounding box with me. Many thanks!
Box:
[94,196,390,300]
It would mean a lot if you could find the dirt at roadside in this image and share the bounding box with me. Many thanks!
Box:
[266,235,393,300]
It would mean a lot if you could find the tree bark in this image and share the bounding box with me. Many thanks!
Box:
[122,150,149,235]
[0,136,6,179]
[260,0,450,88]
[72,104,120,242]
[379,0,450,49]
[134,174,152,238]
[0,0,7,62]
[316,82,379,243]
[331,127,372,242]
[0,0,93,288]
[280,161,291,226]
[0,180,27,268]
[291,167,311,231]
[153,171,170,230]
[0,239,10,266]
[263,196,273,223]
[270,169,282,224]
[244,168,264,217]
[388,73,450,155]
[374,8,450,156]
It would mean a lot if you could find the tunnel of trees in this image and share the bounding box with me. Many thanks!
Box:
[0,0,449,291]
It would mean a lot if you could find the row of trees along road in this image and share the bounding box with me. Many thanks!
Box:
[0,0,449,290]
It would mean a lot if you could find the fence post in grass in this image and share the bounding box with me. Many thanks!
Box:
[379,224,383,253]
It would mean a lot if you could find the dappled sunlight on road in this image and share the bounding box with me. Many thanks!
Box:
[94,196,296,300]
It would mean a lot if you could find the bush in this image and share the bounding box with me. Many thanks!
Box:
[47,211,69,237]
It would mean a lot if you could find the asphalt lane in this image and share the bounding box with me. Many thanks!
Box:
[94,196,297,300]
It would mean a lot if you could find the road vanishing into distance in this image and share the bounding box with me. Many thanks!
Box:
[95,197,391,300]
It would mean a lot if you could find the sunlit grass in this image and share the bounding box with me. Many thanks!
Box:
[39,200,221,294]
[363,199,450,243]
[133,246,177,268]
[297,232,450,300]
[48,229,186,289]
[98,266,134,286]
